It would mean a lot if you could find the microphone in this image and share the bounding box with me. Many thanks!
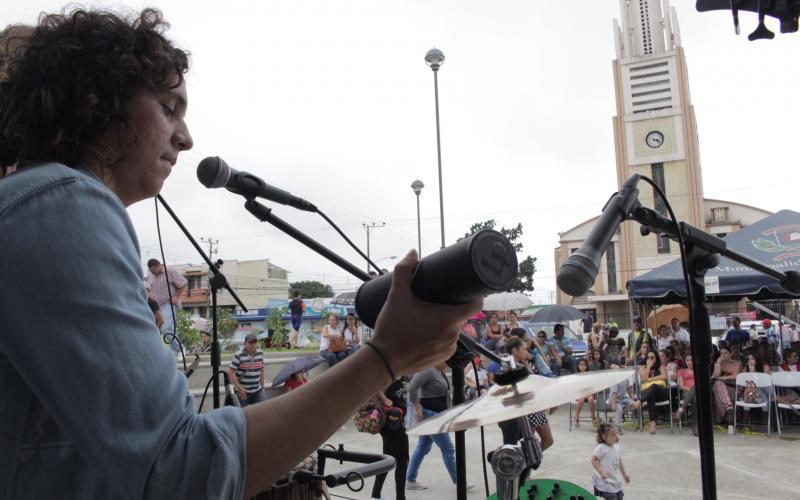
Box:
[355,229,518,328]
[556,175,642,297]
[197,156,317,212]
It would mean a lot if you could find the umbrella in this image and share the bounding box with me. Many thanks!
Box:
[483,291,532,311]
[530,304,585,323]
[272,355,327,387]
[330,292,356,306]
[646,304,689,333]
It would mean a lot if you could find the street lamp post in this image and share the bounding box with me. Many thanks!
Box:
[425,48,446,250]
[411,179,424,257]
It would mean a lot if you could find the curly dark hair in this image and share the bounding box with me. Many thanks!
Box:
[0,8,189,174]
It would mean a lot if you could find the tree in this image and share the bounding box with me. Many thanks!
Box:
[460,219,537,292]
[175,308,201,350]
[290,280,335,298]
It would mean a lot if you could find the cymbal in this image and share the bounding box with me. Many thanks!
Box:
[408,368,634,435]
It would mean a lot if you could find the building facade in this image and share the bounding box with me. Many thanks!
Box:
[554,0,771,327]
[169,259,290,317]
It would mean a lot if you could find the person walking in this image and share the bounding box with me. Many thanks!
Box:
[405,364,474,491]
[371,376,410,500]
[591,422,631,500]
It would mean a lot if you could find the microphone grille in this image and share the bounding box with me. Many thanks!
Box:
[556,253,598,298]
[196,156,230,189]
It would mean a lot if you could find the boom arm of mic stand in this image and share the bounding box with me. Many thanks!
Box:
[243,198,373,282]
[155,195,248,311]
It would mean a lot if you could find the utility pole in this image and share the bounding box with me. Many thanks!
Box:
[201,237,219,260]
[362,222,386,273]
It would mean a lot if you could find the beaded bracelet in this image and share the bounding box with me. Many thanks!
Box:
[365,341,396,381]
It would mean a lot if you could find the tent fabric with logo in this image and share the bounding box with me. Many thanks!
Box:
[627,210,800,304]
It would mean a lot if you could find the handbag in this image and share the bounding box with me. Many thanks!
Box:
[353,404,386,434]
[742,381,764,405]
[327,335,346,353]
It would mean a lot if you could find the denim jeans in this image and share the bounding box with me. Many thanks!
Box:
[238,388,267,408]
[406,408,457,484]
[320,350,346,367]
[159,304,182,354]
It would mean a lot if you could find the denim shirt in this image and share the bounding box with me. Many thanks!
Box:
[0,164,246,499]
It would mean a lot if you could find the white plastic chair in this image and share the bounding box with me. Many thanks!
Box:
[772,371,800,437]
[733,372,771,437]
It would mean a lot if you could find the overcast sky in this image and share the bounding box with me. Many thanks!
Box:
[6,1,799,302]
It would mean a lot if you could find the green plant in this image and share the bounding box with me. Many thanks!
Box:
[267,306,289,349]
[175,308,201,350]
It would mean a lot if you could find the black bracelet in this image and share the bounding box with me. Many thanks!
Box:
[365,341,396,381]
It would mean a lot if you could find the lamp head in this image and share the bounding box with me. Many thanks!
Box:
[411,179,424,195]
[424,48,445,70]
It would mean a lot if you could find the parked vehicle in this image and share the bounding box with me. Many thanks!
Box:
[520,321,588,359]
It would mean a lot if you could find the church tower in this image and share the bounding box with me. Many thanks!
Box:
[612,0,705,288]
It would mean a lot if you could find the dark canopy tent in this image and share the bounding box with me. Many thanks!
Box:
[628,209,800,304]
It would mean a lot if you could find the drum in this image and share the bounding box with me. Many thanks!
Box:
[488,478,596,500]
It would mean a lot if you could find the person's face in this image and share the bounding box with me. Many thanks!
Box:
[634,321,643,331]
[328,315,337,326]
[555,327,563,338]
[733,319,741,328]
[149,264,163,275]
[660,326,669,336]
[671,319,679,329]
[578,360,588,372]
[686,356,693,368]
[94,77,193,206]
[245,340,257,353]
[641,343,650,354]
[789,352,799,364]
[509,313,517,323]
[490,314,498,324]
[593,350,601,361]
[646,353,657,364]
[201,333,209,342]
[511,346,525,362]
[659,351,668,365]
[346,316,356,326]
[537,332,547,343]
[604,426,620,445]
[719,349,731,361]
[747,355,756,365]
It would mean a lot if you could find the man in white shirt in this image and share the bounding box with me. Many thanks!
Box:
[670,317,690,344]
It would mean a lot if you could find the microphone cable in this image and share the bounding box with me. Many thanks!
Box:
[154,198,188,372]
[634,176,693,320]
[316,210,385,275]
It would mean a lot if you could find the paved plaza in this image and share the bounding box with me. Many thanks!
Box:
[320,404,799,500]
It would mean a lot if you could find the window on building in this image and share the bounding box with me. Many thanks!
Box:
[606,242,617,294]
[711,206,729,223]
[651,163,670,254]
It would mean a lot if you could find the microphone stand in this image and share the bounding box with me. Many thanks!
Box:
[156,195,248,409]
[629,205,800,500]
[243,199,373,282]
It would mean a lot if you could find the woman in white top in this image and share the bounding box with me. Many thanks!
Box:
[342,313,362,356]
[320,313,346,366]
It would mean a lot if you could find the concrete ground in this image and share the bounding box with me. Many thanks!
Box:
[318,405,800,500]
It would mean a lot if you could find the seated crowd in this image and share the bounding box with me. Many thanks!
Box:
[469,311,800,436]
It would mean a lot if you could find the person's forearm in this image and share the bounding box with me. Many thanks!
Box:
[228,369,243,391]
[243,347,392,496]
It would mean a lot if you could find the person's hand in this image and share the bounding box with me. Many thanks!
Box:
[381,397,393,407]
[237,386,246,400]
[623,473,630,483]
[599,472,607,480]
[414,407,424,422]
[371,249,483,376]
